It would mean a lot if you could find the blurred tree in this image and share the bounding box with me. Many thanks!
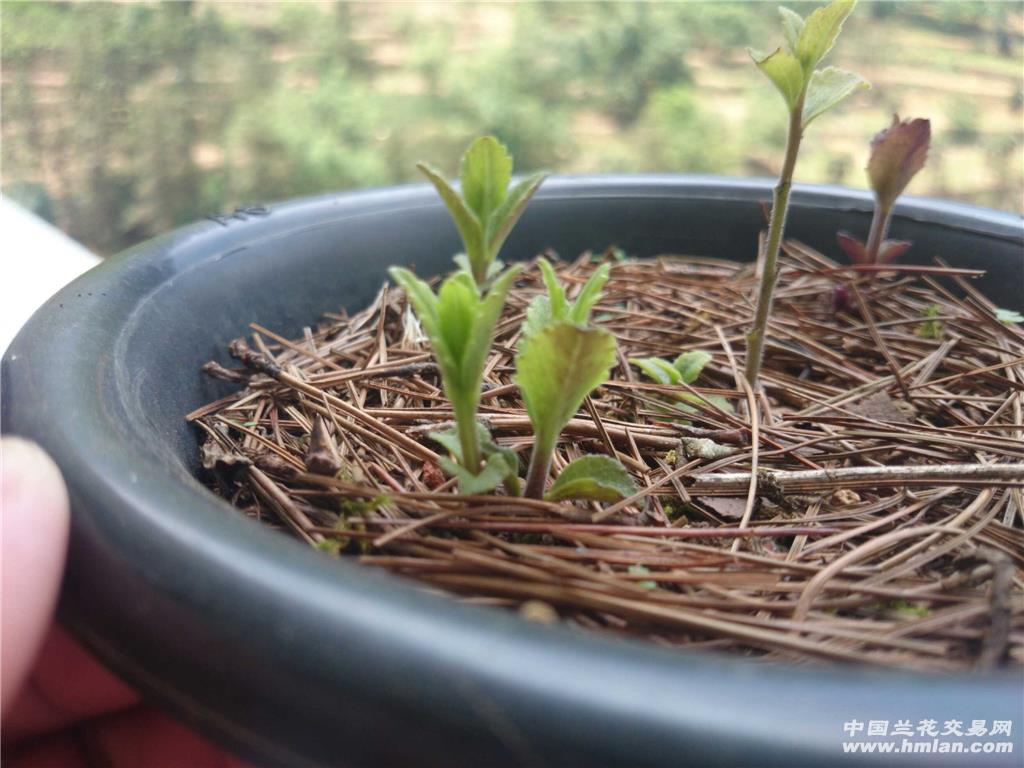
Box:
[1,1,1020,255]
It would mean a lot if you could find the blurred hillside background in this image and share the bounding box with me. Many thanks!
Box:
[3,0,1022,256]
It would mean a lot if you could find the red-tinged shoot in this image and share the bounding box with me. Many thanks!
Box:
[838,116,931,266]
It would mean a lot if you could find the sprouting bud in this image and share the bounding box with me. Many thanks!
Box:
[867,116,931,211]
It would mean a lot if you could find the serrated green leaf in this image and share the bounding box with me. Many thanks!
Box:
[749,46,806,111]
[545,455,636,503]
[439,452,513,495]
[779,6,805,52]
[459,136,512,225]
[802,66,869,127]
[568,263,610,325]
[516,322,618,458]
[632,357,682,385]
[486,171,548,260]
[417,162,485,276]
[672,350,712,384]
[794,0,856,70]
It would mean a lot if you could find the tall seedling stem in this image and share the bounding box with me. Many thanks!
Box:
[743,0,867,386]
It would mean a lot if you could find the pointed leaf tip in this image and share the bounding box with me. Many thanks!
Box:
[460,136,513,224]
[795,0,857,70]
[672,350,712,384]
[836,231,868,264]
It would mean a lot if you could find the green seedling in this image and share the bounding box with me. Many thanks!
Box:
[522,257,610,341]
[418,136,548,286]
[631,350,734,416]
[516,260,635,502]
[837,115,931,266]
[917,303,942,340]
[744,0,869,386]
[389,265,522,494]
[627,564,658,590]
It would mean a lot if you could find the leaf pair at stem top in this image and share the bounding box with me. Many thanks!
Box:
[418,136,547,286]
[744,0,869,387]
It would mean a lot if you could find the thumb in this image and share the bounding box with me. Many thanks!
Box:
[1,438,70,714]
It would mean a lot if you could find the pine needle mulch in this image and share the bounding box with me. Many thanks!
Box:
[188,242,1024,672]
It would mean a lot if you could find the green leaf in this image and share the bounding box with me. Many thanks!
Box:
[679,391,735,415]
[794,0,856,71]
[538,258,568,320]
[523,295,553,342]
[996,308,1024,324]
[428,424,470,462]
[672,350,712,384]
[432,423,521,493]
[459,136,512,225]
[917,304,942,340]
[515,322,618,456]
[437,272,478,367]
[545,455,636,503]
[627,564,658,590]
[779,6,805,52]
[749,47,806,111]
[802,66,869,127]
[485,171,548,259]
[632,357,681,385]
[568,263,610,324]
[524,260,610,343]
[439,452,513,495]
[416,162,485,274]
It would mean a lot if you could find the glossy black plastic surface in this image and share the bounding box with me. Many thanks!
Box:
[4,177,1023,767]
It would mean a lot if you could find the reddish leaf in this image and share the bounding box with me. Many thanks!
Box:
[836,231,868,264]
[867,116,931,209]
[877,239,912,264]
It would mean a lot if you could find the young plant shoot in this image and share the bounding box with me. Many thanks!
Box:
[837,116,931,266]
[631,350,734,416]
[418,136,548,286]
[389,265,522,494]
[744,0,869,386]
[516,259,635,502]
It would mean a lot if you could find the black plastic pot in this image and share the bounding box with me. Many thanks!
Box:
[3,177,1023,768]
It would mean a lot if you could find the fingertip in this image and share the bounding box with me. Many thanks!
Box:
[1,437,71,713]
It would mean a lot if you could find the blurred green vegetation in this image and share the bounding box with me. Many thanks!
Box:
[2,1,1021,255]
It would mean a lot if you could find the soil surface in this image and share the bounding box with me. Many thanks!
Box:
[190,244,1024,671]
